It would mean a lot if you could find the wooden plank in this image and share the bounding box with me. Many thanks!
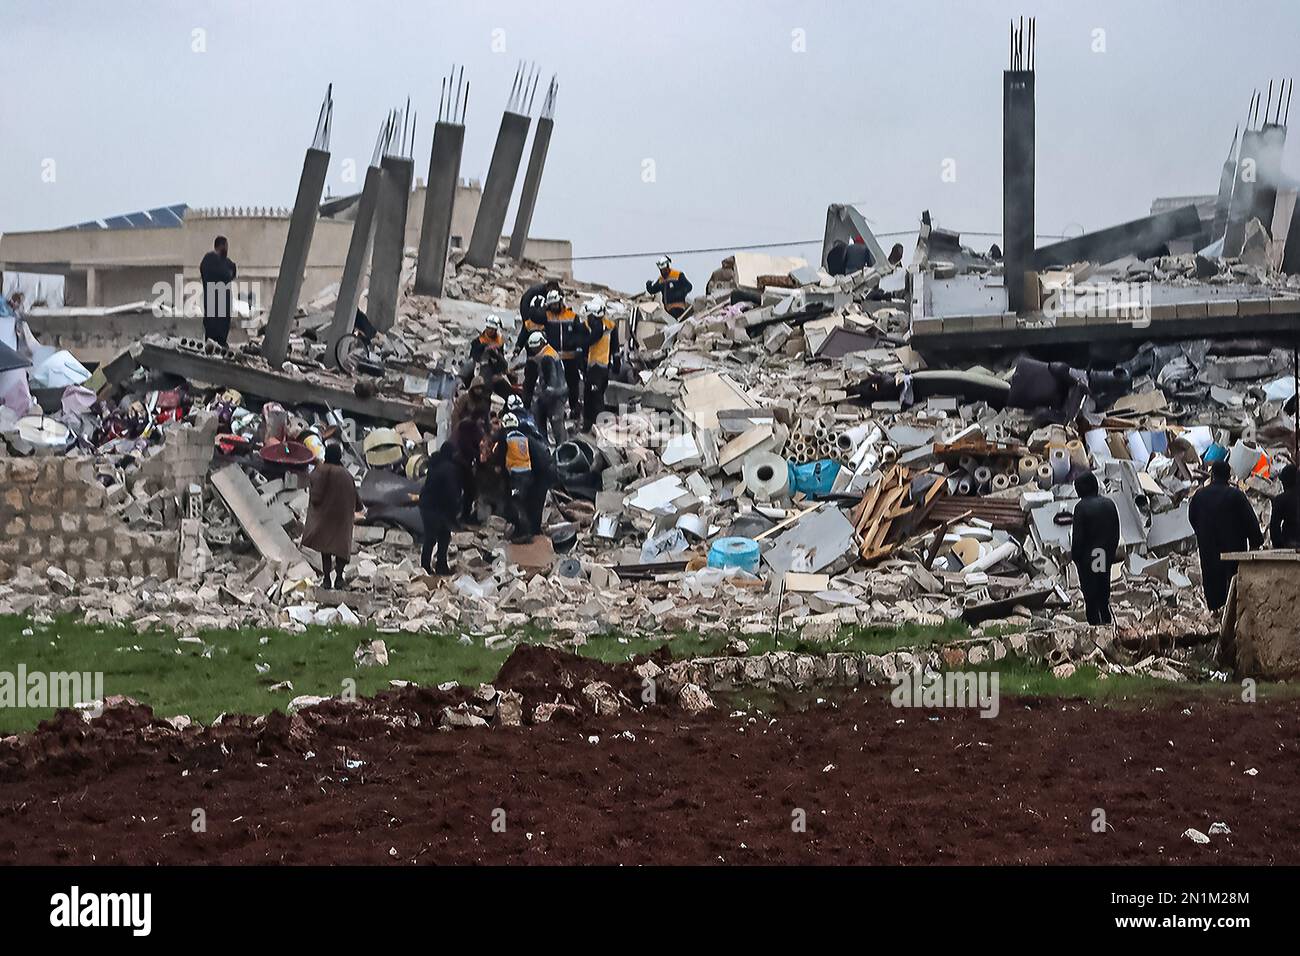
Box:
[755,502,823,542]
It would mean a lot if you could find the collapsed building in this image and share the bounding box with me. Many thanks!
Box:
[2,37,1300,690]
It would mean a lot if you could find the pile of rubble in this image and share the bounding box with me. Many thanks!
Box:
[2,236,1296,683]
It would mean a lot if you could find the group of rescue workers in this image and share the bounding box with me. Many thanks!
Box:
[415,256,691,575]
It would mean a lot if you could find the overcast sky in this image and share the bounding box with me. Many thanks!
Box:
[2,0,1297,293]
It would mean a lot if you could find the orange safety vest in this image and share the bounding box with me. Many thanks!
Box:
[587,316,615,367]
[536,343,560,362]
[479,329,503,348]
[505,431,532,473]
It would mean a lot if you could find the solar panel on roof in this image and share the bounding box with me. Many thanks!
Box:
[60,203,188,230]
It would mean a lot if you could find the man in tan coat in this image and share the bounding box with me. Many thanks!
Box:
[302,444,361,588]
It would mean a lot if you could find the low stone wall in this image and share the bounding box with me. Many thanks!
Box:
[660,633,1033,695]
[0,455,177,581]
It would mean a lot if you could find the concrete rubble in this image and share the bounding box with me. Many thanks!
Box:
[3,132,1299,688]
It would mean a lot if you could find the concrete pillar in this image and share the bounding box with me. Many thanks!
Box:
[1210,143,1238,245]
[367,154,415,333]
[325,163,383,366]
[1002,70,1035,313]
[414,121,467,297]
[85,267,99,308]
[464,111,531,269]
[1252,124,1287,233]
[263,146,330,366]
[508,116,554,261]
[1225,129,1262,256]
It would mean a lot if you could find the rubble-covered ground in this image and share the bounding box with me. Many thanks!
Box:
[2,645,1298,865]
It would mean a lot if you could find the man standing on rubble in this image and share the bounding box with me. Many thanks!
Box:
[1070,471,1120,626]
[418,442,463,575]
[494,411,554,543]
[1189,460,1264,611]
[302,444,361,590]
[645,255,691,318]
[199,235,238,347]
[525,330,568,444]
[1269,463,1299,548]
[541,289,587,419]
[517,279,559,404]
[582,297,618,432]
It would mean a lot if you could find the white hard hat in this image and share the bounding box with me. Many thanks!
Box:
[501,412,520,429]
[506,393,525,410]
[543,289,564,309]
[655,255,671,269]
[586,295,606,317]
[527,330,547,351]
[485,314,502,330]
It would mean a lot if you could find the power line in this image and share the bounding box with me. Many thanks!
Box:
[537,229,1073,263]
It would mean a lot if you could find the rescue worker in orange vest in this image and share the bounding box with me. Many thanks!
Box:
[583,296,620,432]
[517,282,556,404]
[462,314,508,390]
[493,411,554,543]
[541,288,588,418]
[645,254,692,318]
[525,330,568,444]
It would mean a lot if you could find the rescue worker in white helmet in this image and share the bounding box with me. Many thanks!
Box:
[492,411,554,543]
[645,254,692,318]
[582,296,620,432]
[541,288,589,420]
[525,329,568,444]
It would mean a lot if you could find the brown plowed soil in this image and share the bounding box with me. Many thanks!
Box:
[1,647,1297,865]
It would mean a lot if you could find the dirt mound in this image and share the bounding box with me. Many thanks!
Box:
[494,643,667,707]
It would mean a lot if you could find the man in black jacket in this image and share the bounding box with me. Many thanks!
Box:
[517,280,558,404]
[646,255,692,318]
[1189,460,1264,611]
[199,236,237,347]
[1269,463,1299,548]
[493,412,554,543]
[1070,471,1121,625]
[418,443,464,575]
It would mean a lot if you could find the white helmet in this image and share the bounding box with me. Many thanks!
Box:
[586,295,606,318]
[501,412,520,429]
[655,255,671,270]
[527,330,547,351]
[543,289,564,310]
[484,314,502,331]
[506,393,525,411]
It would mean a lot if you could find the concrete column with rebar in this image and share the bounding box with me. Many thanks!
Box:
[414,121,467,296]
[368,154,415,332]
[263,146,330,366]
[1002,70,1035,313]
[464,110,531,268]
[325,162,383,366]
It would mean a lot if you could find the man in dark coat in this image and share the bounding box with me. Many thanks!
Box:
[1189,460,1264,611]
[1070,471,1121,625]
[199,235,237,347]
[302,444,361,588]
[1268,462,1299,548]
[418,443,464,575]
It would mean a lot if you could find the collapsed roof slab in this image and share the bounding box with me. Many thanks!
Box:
[1026,206,1202,270]
[136,341,441,427]
[911,286,1300,356]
